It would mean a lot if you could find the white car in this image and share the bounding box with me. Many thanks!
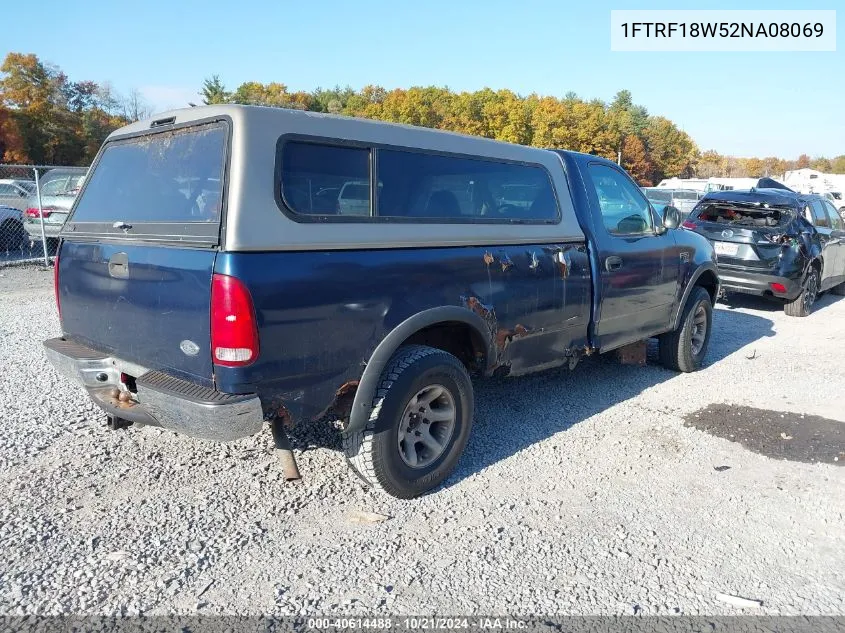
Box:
[337,181,371,216]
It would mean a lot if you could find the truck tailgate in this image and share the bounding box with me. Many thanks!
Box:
[58,242,216,385]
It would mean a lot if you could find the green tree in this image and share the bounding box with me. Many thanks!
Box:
[201,75,230,105]
[830,156,845,174]
[810,157,832,172]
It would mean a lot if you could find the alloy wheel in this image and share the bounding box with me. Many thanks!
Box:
[689,302,708,356]
[397,384,456,469]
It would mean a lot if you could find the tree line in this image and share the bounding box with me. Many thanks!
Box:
[1,52,843,183]
[0,53,152,166]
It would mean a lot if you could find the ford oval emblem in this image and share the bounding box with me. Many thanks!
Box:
[721,229,734,239]
[180,340,200,356]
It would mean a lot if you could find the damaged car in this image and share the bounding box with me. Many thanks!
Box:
[683,184,845,316]
[43,105,719,498]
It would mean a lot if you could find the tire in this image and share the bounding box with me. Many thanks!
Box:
[342,344,473,499]
[0,220,25,251]
[784,268,819,317]
[658,286,713,373]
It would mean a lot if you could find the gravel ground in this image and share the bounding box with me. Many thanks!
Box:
[0,265,843,617]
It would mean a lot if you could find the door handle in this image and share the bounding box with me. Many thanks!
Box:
[605,256,623,272]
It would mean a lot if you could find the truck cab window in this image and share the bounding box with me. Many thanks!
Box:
[587,164,654,236]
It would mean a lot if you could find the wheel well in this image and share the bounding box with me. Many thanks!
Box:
[401,321,487,373]
[695,270,719,305]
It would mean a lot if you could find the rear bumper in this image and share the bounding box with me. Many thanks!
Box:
[43,337,264,442]
[717,267,801,300]
[24,222,62,240]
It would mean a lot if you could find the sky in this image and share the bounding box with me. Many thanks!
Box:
[3,0,843,158]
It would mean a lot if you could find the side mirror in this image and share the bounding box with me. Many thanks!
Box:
[662,205,681,230]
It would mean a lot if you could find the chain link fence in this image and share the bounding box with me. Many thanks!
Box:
[0,164,89,267]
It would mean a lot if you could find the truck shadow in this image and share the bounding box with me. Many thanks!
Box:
[292,309,776,494]
[721,290,843,316]
[447,308,776,491]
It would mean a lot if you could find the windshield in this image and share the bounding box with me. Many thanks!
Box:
[71,122,227,223]
[643,188,673,203]
[41,174,85,197]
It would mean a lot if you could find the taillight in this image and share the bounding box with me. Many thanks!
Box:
[211,273,259,367]
[681,219,697,230]
[770,282,787,294]
[53,252,61,321]
[25,206,55,218]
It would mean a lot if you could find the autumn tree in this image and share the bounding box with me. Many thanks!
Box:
[0,104,28,162]
[0,52,136,164]
[643,116,696,182]
[621,135,654,185]
[743,157,765,178]
[695,150,725,178]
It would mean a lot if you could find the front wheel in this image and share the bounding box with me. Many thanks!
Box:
[784,268,819,317]
[343,345,473,499]
[658,286,713,372]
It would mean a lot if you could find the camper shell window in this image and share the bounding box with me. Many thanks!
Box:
[278,138,559,224]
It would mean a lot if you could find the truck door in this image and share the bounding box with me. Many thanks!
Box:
[581,162,678,351]
[821,200,845,288]
[808,199,839,291]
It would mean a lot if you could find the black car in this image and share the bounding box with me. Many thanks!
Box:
[683,185,845,317]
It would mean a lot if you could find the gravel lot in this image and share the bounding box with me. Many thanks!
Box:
[0,265,843,617]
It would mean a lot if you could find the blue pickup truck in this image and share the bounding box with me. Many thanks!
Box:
[44,106,718,498]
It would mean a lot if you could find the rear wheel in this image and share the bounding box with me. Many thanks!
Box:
[343,345,473,499]
[784,268,819,317]
[659,286,713,373]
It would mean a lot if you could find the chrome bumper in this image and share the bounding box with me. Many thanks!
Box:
[43,337,264,442]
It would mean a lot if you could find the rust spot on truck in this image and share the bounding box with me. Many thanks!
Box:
[556,256,570,279]
[495,323,531,351]
[615,340,647,366]
[332,380,359,421]
[499,253,514,272]
[483,251,495,266]
[463,295,494,319]
[264,398,295,428]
